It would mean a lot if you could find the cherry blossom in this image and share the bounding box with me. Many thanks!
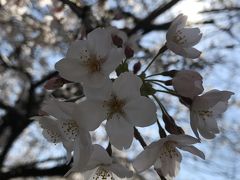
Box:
[190,90,234,139]
[74,72,157,149]
[133,135,205,178]
[66,144,133,179]
[36,99,92,166]
[55,27,124,88]
[166,14,202,59]
[172,70,204,99]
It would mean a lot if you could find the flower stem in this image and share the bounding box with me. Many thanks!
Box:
[141,44,167,74]
[148,81,173,91]
[156,90,179,96]
[146,73,165,78]
[152,94,168,115]
[156,120,166,138]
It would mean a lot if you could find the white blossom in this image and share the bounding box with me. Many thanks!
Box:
[172,70,204,99]
[74,72,157,149]
[35,99,92,166]
[133,135,205,178]
[67,144,133,179]
[190,90,234,139]
[166,14,202,59]
[55,27,124,88]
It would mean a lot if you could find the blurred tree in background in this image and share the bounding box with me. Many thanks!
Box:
[0,0,239,179]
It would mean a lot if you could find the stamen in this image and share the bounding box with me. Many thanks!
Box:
[103,95,126,119]
[46,129,61,144]
[198,110,212,121]
[61,120,79,140]
[91,167,114,180]
[173,30,187,45]
[159,142,179,159]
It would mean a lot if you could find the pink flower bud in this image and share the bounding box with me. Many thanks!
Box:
[133,62,141,74]
[44,76,65,90]
[112,35,123,48]
[124,46,134,58]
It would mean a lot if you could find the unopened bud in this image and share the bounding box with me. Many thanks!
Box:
[162,112,184,135]
[124,46,134,58]
[112,35,123,48]
[179,97,193,106]
[133,62,141,74]
[44,76,69,90]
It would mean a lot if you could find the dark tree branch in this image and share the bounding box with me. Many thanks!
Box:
[134,127,147,147]
[128,0,181,35]
[200,7,240,13]
[0,164,70,179]
[58,0,90,18]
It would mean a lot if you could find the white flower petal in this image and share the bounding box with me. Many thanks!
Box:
[102,48,124,75]
[157,148,181,177]
[193,90,234,110]
[87,28,112,58]
[166,41,185,57]
[112,72,142,100]
[42,99,76,121]
[180,28,202,47]
[106,116,134,150]
[62,140,74,164]
[87,145,112,169]
[59,119,80,141]
[167,14,187,40]
[72,131,93,171]
[55,58,88,83]
[190,111,200,139]
[183,47,201,59]
[42,128,62,144]
[166,134,200,145]
[82,72,109,88]
[205,116,220,134]
[198,126,216,139]
[133,140,164,172]
[37,116,62,143]
[73,100,106,131]
[84,79,112,101]
[107,163,133,178]
[66,40,90,59]
[124,96,157,127]
[178,145,205,159]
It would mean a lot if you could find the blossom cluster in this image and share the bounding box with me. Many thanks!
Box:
[34,14,234,179]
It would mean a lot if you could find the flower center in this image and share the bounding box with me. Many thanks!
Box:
[198,110,212,121]
[86,58,102,73]
[160,142,179,159]
[92,167,114,180]
[104,95,126,119]
[173,30,187,45]
[61,120,79,140]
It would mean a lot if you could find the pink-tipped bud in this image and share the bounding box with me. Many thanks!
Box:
[133,62,141,74]
[112,35,123,48]
[124,46,134,58]
[44,76,66,90]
